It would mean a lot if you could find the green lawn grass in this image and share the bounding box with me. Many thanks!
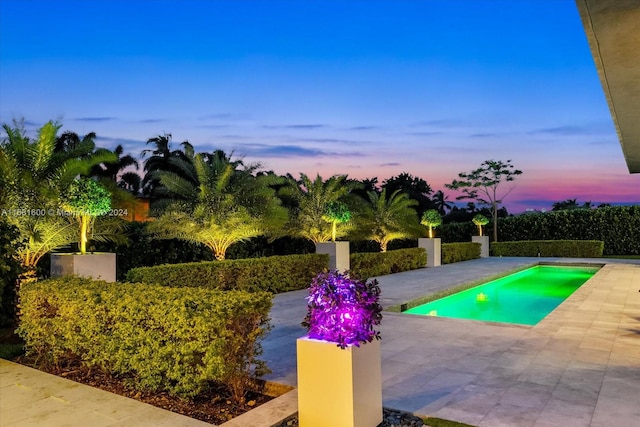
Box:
[423,417,476,427]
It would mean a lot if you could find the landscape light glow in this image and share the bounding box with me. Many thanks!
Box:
[303,270,382,349]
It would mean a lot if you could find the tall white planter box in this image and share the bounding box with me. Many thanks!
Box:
[297,337,382,427]
[472,236,490,258]
[50,253,116,282]
[315,241,350,272]
[418,238,441,267]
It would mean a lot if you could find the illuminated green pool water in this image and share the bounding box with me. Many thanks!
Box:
[404,265,599,325]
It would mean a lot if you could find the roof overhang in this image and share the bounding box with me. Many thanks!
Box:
[575,0,640,173]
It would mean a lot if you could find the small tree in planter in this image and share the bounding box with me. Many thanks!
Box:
[473,214,489,236]
[421,209,442,238]
[302,270,382,348]
[62,178,111,254]
[322,201,351,242]
[298,270,383,426]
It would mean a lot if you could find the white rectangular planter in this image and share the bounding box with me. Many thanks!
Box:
[315,241,350,272]
[50,253,116,282]
[472,236,490,258]
[418,238,441,267]
[297,337,382,427]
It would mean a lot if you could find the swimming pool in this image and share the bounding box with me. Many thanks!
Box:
[404,265,599,325]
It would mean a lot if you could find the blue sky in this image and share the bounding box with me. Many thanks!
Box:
[1,0,638,212]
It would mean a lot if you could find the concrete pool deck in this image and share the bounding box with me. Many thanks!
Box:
[1,257,638,426]
[263,257,640,427]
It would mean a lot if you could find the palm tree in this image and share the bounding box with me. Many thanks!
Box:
[90,144,139,183]
[432,190,453,215]
[140,133,195,198]
[280,174,361,243]
[354,189,421,252]
[54,130,97,155]
[118,171,142,194]
[0,120,117,282]
[146,151,287,260]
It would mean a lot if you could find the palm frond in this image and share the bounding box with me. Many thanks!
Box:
[156,170,198,201]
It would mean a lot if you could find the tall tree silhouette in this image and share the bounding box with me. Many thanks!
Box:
[382,172,433,216]
[446,159,522,242]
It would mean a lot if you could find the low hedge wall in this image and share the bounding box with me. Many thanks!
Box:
[350,248,426,279]
[18,276,272,400]
[126,253,329,293]
[442,242,481,264]
[491,240,604,257]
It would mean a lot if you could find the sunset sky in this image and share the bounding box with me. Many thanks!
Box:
[1,0,638,213]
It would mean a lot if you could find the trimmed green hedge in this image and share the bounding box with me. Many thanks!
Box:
[18,276,272,400]
[350,248,426,279]
[440,222,477,243]
[490,240,604,257]
[126,253,329,293]
[442,242,481,264]
[496,206,640,255]
[0,219,24,325]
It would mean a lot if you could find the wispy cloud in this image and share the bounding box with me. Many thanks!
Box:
[237,143,361,158]
[379,162,401,167]
[348,126,380,131]
[96,136,146,154]
[297,137,365,144]
[469,132,498,138]
[409,119,463,128]
[528,123,614,137]
[219,134,249,140]
[198,113,235,120]
[196,124,231,129]
[262,124,327,130]
[405,131,442,137]
[241,144,326,158]
[587,139,616,146]
[137,118,165,123]
[72,117,116,122]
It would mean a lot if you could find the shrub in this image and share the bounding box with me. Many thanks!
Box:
[421,210,442,238]
[472,214,489,236]
[440,221,477,243]
[490,240,604,257]
[17,276,272,401]
[349,238,416,253]
[126,253,329,293]
[441,242,481,264]
[350,248,425,279]
[302,270,382,349]
[0,220,24,325]
[93,221,214,280]
[495,206,640,255]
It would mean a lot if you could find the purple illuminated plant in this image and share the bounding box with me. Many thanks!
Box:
[302,270,382,349]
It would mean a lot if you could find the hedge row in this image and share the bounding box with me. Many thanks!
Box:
[0,219,24,325]
[17,276,272,400]
[439,222,478,243]
[438,206,640,255]
[496,206,640,255]
[490,240,604,257]
[126,253,329,293]
[350,248,426,279]
[90,222,317,280]
[441,242,481,264]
